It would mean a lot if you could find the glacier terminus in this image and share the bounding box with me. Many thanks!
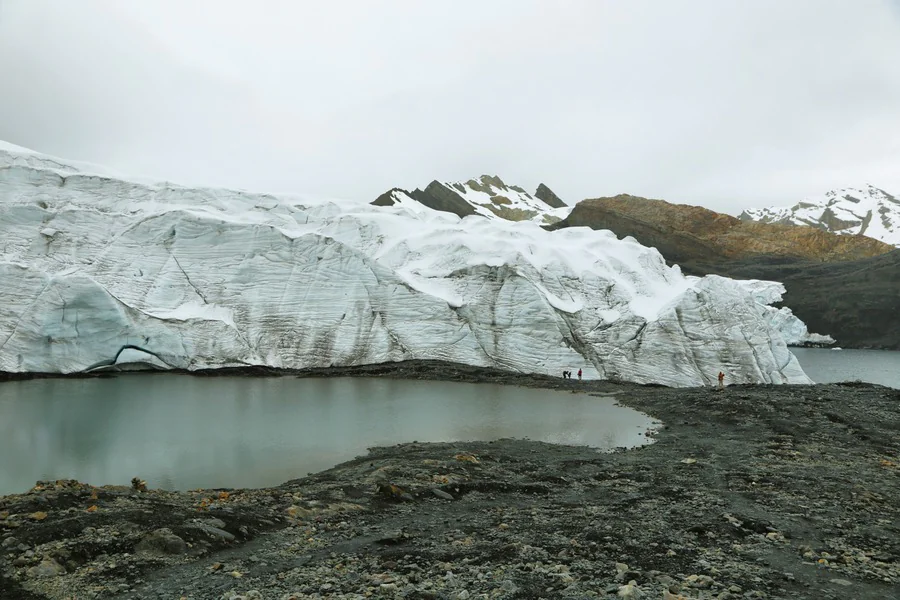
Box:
[0,143,816,386]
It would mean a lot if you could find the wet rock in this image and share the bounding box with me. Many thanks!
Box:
[136,528,188,555]
[1,536,18,548]
[189,523,236,543]
[431,488,454,501]
[27,558,66,578]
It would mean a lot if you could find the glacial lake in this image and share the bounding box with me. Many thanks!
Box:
[792,348,900,389]
[0,376,658,496]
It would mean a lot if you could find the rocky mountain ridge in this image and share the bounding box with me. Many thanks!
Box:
[548,194,894,264]
[740,185,900,247]
[372,176,569,224]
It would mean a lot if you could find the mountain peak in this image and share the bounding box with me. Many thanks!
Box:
[741,186,900,247]
[535,183,566,208]
[372,176,571,224]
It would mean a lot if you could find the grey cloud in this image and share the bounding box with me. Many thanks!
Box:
[1,0,899,213]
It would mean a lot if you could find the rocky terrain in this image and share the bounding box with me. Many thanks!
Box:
[2,362,898,600]
[548,194,900,350]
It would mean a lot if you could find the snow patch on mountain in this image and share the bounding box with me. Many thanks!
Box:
[373,176,571,225]
[740,185,900,247]
[442,175,570,224]
[0,143,813,385]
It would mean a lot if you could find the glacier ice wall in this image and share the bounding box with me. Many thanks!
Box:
[0,146,811,386]
[736,280,835,346]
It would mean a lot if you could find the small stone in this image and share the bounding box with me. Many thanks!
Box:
[431,488,454,501]
[680,458,697,464]
[375,530,406,545]
[830,578,853,586]
[1,536,18,549]
[380,583,398,591]
[500,580,518,593]
[27,558,66,578]
[28,511,48,521]
[190,523,236,543]
[136,528,187,555]
[245,591,263,600]
[617,580,642,598]
[684,574,714,589]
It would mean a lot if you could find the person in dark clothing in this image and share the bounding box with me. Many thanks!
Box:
[577,368,583,381]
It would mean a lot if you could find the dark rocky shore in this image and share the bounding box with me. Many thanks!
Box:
[1,362,899,599]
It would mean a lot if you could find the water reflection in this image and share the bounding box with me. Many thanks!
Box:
[0,375,657,494]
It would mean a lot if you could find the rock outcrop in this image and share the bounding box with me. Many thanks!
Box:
[535,183,566,208]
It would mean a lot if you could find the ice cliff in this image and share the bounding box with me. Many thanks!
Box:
[0,144,812,386]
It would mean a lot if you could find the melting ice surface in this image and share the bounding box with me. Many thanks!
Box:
[0,375,659,495]
[0,142,815,386]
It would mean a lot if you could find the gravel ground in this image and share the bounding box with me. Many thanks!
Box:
[1,362,898,600]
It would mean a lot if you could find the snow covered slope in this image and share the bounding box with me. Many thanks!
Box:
[740,185,900,247]
[373,176,571,225]
[0,144,812,386]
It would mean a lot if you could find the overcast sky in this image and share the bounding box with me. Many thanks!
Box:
[2,0,899,213]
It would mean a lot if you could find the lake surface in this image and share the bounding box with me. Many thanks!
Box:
[792,348,900,389]
[0,376,657,495]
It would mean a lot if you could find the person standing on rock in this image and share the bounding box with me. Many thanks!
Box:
[717,371,725,390]
[577,368,582,381]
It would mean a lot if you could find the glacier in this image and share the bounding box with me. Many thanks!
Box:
[0,144,812,386]
[735,279,835,347]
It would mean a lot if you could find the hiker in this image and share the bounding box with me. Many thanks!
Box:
[717,371,725,390]
[562,370,568,379]
[577,368,583,381]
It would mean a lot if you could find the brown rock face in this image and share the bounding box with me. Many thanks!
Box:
[549,194,892,264]
[548,194,900,349]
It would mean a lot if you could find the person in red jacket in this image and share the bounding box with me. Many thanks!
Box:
[717,371,725,390]
[577,368,583,381]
